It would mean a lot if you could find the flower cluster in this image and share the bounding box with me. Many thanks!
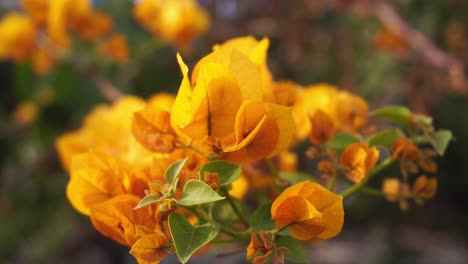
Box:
[0,0,209,75]
[57,36,450,264]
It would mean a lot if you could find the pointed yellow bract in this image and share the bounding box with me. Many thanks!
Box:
[90,194,156,246]
[133,0,209,51]
[271,181,344,240]
[171,39,295,163]
[0,13,36,61]
[340,143,379,183]
[132,94,177,153]
[130,231,170,264]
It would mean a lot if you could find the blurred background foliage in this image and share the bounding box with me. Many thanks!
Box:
[1,0,468,263]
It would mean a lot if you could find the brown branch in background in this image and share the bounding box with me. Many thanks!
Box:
[356,0,467,94]
[72,62,122,102]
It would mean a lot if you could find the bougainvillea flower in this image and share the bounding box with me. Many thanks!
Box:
[32,47,56,75]
[100,33,129,64]
[66,151,149,216]
[382,178,402,202]
[130,230,171,264]
[55,96,148,171]
[392,137,420,161]
[133,0,209,51]
[413,175,437,199]
[192,36,274,102]
[271,181,344,240]
[132,94,176,153]
[0,13,36,61]
[21,0,50,26]
[293,84,368,141]
[221,100,295,163]
[340,143,379,183]
[74,11,113,40]
[90,194,156,246]
[171,54,294,162]
[310,109,335,144]
[47,0,91,48]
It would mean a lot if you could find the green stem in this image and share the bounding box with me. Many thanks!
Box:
[340,158,394,199]
[220,187,249,228]
[360,187,385,196]
[266,159,279,177]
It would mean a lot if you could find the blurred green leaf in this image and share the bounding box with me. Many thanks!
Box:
[371,105,412,127]
[250,202,275,231]
[325,133,360,151]
[367,129,403,148]
[279,172,316,184]
[432,130,453,155]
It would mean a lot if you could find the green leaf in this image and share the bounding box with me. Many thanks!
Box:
[168,213,220,263]
[432,130,453,155]
[177,180,225,206]
[210,200,239,226]
[199,160,242,186]
[276,236,308,264]
[279,172,316,184]
[370,105,412,127]
[165,158,188,186]
[134,194,160,209]
[250,202,275,231]
[325,133,360,151]
[367,130,402,148]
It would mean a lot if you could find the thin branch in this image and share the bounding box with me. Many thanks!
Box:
[358,0,467,94]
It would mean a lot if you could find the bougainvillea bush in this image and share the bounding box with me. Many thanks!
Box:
[0,0,454,263]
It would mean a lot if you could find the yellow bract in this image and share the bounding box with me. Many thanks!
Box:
[130,231,170,264]
[271,181,344,241]
[340,142,379,183]
[293,84,368,141]
[134,0,209,51]
[0,13,36,61]
[171,45,295,163]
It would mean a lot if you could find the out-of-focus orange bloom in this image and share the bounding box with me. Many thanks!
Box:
[90,194,156,246]
[32,48,56,75]
[373,28,408,56]
[0,13,36,61]
[382,178,402,202]
[340,143,379,183]
[310,109,335,144]
[132,94,176,153]
[55,96,148,171]
[228,174,248,200]
[100,33,129,64]
[271,181,344,240]
[21,0,50,26]
[130,230,171,264]
[47,0,91,48]
[413,175,437,199]
[13,101,38,126]
[75,11,113,40]
[392,137,420,161]
[293,84,368,141]
[171,52,294,163]
[133,0,209,51]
